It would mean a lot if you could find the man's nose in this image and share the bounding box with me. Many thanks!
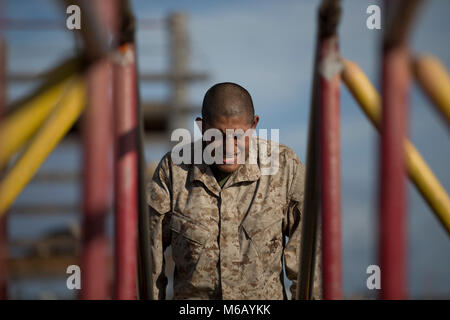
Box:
[224,135,236,155]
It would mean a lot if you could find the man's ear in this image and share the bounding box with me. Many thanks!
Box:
[195,117,203,133]
[251,115,259,129]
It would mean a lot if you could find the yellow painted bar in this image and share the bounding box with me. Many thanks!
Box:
[342,59,450,235]
[0,78,86,216]
[0,76,75,169]
[413,55,450,124]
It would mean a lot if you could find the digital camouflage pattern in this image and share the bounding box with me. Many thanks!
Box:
[146,138,322,300]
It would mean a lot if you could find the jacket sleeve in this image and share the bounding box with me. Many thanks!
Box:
[283,156,323,300]
[146,153,173,300]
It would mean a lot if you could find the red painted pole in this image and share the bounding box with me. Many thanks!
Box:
[113,42,139,300]
[318,35,342,301]
[0,37,8,300]
[80,0,118,300]
[379,43,410,301]
[317,0,342,300]
[81,60,113,300]
[378,0,422,300]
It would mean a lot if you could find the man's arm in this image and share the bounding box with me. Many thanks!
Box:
[283,156,322,300]
[146,153,172,300]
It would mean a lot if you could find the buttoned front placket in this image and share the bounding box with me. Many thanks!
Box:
[195,168,240,299]
[217,186,242,299]
[216,163,260,299]
[190,156,261,299]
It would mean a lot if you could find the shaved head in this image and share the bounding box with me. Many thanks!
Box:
[202,82,254,124]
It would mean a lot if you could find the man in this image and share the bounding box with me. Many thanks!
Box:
[146,82,321,300]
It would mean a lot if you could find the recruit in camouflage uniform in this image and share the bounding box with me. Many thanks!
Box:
[146,137,322,300]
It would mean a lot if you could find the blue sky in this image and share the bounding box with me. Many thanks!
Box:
[3,0,450,298]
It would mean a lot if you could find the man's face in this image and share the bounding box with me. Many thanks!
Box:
[202,114,258,173]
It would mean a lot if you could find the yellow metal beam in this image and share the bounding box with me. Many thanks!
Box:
[0,78,86,216]
[413,55,450,124]
[342,59,450,235]
[0,76,75,169]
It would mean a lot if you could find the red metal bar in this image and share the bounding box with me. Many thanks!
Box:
[81,59,112,300]
[378,0,422,300]
[318,34,342,300]
[80,0,119,300]
[297,0,342,300]
[379,44,410,300]
[296,38,322,300]
[113,43,139,300]
[0,37,8,300]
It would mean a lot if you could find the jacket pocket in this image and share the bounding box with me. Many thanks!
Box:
[241,208,283,264]
[170,212,210,246]
[169,212,210,275]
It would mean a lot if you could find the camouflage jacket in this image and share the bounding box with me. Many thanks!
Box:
[146,138,322,300]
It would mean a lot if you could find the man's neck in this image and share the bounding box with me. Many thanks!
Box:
[210,165,233,188]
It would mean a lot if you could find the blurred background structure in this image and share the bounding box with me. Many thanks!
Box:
[0,0,449,299]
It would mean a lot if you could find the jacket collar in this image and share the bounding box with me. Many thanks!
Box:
[189,163,221,196]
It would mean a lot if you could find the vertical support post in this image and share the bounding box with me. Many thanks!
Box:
[168,13,189,133]
[319,0,343,300]
[81,60,112,300]
[378,0,421,300]
[80,0,118,300]
[0,37,8,300]
[296,38,322,299]
[318,36,342,300]
[297,0,342,300]
[379,45,409,300]
[111,2,151,300]
[112,18,139,299]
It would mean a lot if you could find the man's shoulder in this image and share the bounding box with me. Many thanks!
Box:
[156,151,173,170]
[255,137,303,167]
[155,144,196,175]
